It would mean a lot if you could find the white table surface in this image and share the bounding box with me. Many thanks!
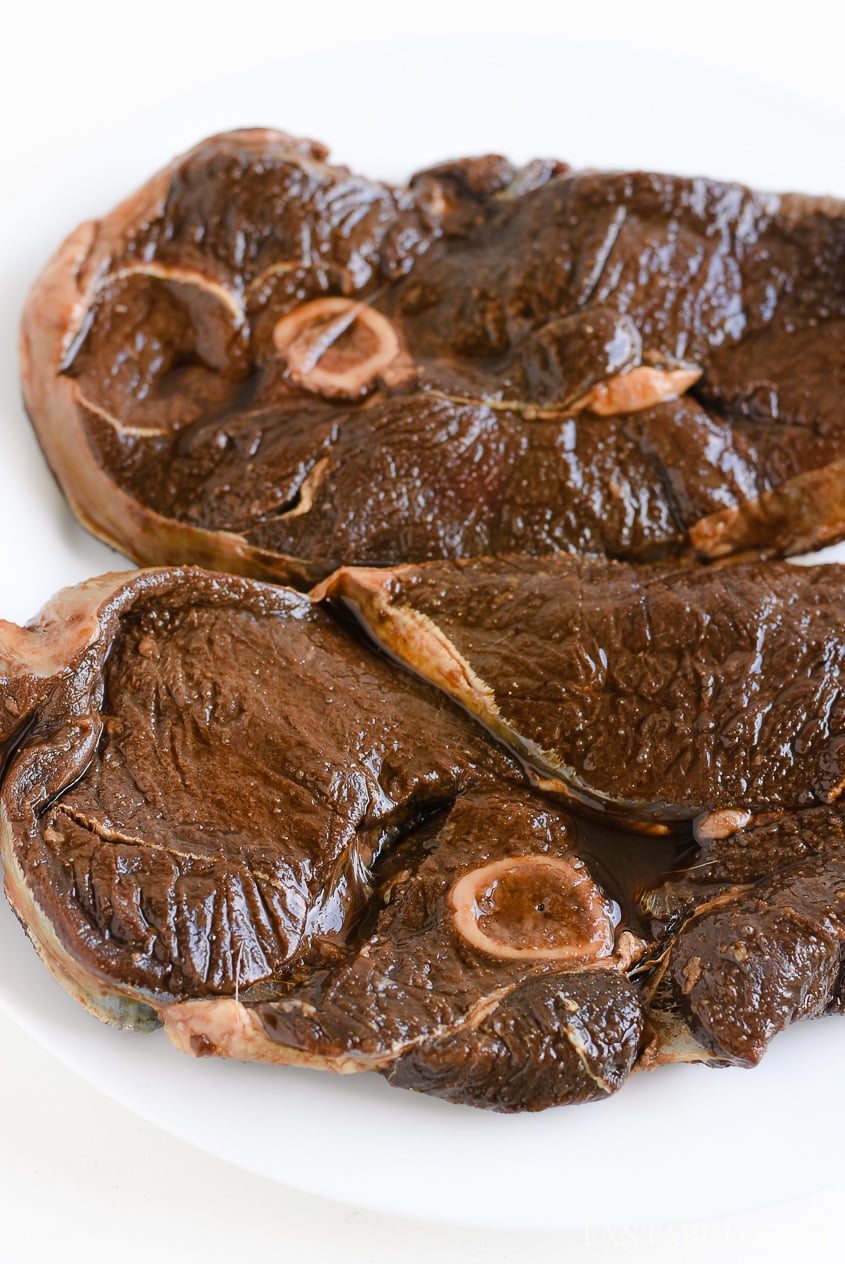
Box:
[2,4,845,1259]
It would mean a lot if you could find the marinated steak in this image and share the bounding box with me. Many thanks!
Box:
[643,806,845,1068]
[10,126,845,1113]
[321,556,845,822]
[165,789,645,1111]
[3,565,845,1105]
[0,568,647,1110]
[20,129,845,582]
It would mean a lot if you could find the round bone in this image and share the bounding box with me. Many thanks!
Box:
[450,854,618,963]
[272,297,400,399]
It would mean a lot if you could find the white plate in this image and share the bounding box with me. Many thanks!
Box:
[1,36,845,1230]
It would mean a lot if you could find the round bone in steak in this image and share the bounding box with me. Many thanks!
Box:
[0,567,652,1111]
[20,130,845,582]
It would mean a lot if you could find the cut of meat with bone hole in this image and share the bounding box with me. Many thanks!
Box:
[0,568,656,1111]
[2,564,845,1106]
[20,129,845,581]
[163,790,647,1111]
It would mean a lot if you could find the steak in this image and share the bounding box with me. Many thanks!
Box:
[0,568,646,1111]
[166,788,645,1111]
[642,807,845,1067]
[2,565,844,1105]
[321,556,845,822]
[320,553,845,1071]
[20,129,845,583]
[10,126,845,1113]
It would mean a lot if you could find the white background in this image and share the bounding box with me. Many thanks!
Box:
[2,1,845,1259]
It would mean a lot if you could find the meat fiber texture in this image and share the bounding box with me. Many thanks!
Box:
[321,555,845,819]
[12,128,845,1113]
[1,562,845,1110]
[644,808,845,1067]
[321,553,845,1072]
[20,129,845,586]
[0,569,644,1112]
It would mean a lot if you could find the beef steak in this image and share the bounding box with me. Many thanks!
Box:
[642,806,845,1067]
[0,568,645,1110]
[166,789,645,1112]
[20,130,845,582]
[3,564,844,1106]
[321,556,845,823]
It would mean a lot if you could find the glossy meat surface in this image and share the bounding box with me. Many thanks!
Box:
[20,130,845,581]
[324,556,845,818]
[0,568,643,1110]
[645,808,845,1066]
[3,564,845,1104]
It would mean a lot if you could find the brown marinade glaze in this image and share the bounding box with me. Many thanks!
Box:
[21,130,845,581]
[573,816,698,937]
[0,569,652,1110]
[2,564,845,1105]
[12,128,845,1108]
[324,555,845,818]
[644,807,845,1065]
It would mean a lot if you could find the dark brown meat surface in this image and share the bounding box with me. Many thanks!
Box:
[2,570,510,1004]
[643,807,845,1066]
[323,555,845,820]
[0,568,644,1110]
[3,562,845,1105]
[20,130,845,582]
[252,790,644,1111]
